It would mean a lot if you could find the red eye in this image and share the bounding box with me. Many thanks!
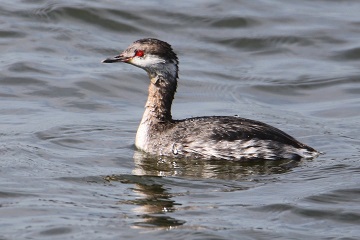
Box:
[135,50,144,57]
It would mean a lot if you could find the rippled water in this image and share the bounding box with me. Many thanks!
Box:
[1,0,360,239]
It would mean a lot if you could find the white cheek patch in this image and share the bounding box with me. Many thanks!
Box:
[130,54,166,68]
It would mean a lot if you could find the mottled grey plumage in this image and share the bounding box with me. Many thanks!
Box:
[103,38,319,161]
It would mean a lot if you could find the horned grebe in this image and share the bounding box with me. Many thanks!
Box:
[102,38,319,161]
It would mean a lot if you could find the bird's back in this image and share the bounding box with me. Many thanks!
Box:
[145,116,318,161]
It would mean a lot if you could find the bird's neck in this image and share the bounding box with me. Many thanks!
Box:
[136,70,176,150]
[142,67,178,124]
[135,62,178,151]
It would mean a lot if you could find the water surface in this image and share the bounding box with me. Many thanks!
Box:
[1,0,360,239]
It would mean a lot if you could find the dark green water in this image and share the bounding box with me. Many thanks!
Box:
[1,1,359,239]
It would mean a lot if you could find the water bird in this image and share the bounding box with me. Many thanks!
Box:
[102,38,319,161]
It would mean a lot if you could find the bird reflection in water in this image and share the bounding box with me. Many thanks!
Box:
[105,174,185,229]
[105,151,299,229]
[132,150,298,179]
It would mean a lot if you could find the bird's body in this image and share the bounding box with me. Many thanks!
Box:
[103,38,319,161]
